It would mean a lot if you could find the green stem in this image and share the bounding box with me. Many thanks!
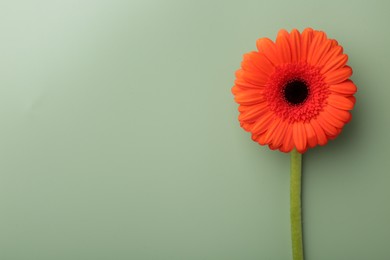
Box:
[290,149,304,260]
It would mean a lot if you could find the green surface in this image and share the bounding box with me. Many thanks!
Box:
[1,0,390,259]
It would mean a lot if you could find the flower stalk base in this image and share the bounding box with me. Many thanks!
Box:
[290,149,304,260]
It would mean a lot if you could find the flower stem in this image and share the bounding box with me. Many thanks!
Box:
[290,149,304,260]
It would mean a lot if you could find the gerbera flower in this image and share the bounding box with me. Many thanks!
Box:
[232,28,357,153]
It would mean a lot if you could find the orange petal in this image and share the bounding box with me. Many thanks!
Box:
[253,132,268,145]
[310,119,328,145]
[317,45,343,68]
[347,96,356,105]
[231,85,239,95]
[264,117,282,144]
[328,94,355,110]
[328,128,342,140]
[321,54,348,75]
[316,115,338,136]
[256,37,281,66]
[290,29,301,63]
[241,54,261,73]
[325,105,352,123]
[241,53,270,75]
[307,31,326,65]
[251,112,274,134]
[304,122,317,148]
[269,143,280,150]
[293,123,307,153]
[234,91,265,105]
[247,52,275,76]
[232,85,260,96]
[300,28,314,62]
[258,133,269,145]
[238,103,269,122]
[272,120,289,149]
[330,39,338,48]
[280,125,294,153]
[235,77,263,89]
[324,66,353,85]
[308,38,332,66]
[329,79,357,95]
[275,29,291,63]
[241,122,253,132]
[238,105,249,112]
[238,70,269,86]
[321,109,345,128]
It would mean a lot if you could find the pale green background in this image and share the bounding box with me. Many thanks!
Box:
[0,0,389,259]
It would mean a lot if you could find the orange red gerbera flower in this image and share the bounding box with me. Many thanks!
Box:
[232,28,357,153]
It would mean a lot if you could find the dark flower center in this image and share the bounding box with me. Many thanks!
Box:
[283,80,309,105]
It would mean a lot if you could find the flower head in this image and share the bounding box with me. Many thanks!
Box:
[232,28,357,153]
